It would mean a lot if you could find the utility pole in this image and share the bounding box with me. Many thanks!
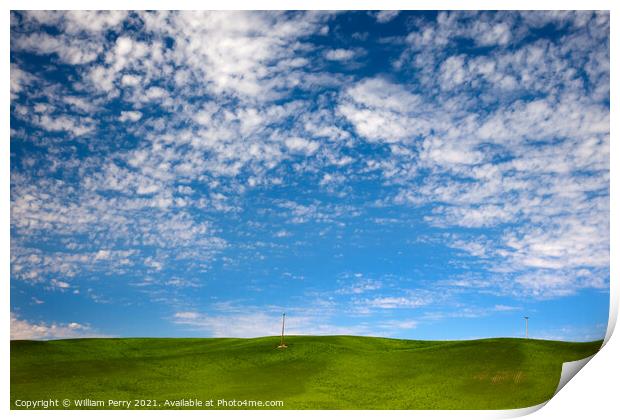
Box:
[278,313,288,349]
[524,316,529,339]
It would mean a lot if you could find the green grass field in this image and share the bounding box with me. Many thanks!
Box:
[10,336,601,410]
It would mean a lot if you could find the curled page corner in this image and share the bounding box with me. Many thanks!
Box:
[496,401,548,419]
[553,354,596,397]
[502,354,599,419]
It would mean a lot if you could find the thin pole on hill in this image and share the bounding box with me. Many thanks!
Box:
[524,316,529,338]
[281,312,285,343]
[278,313,287,349]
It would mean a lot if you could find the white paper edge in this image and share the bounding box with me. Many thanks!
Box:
[553,355,597,397]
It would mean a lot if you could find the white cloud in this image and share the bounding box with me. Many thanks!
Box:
[375,11,399,23]
[31,114,95,137]
[171,310,407,338]
[11,32,103,64]
[284,137,319,155]
[401,11,516,53]
[494,304,520,311]
[114,36,134,56]
[337,279,382,295]
[50,279,70,289]
[11,313,104,340]
[136,11,331,100]
[144,257,163,271]
[379,14,608,298]
[121,74,142,86]
[24,10,127,34]
[274,230,291,238]
[439,55,467,89]
[10,64,35,100]
[324,48,357,61]
[174,311,200,320]
[472,21,512,46]
[172,311,305,337]
[503,217,609,271]
[380,319,418,329]
[359,295,431,309]
[119,110,143,122]
[94,249,111,260]
[144,86,167,100]
[338,77,430,143]
[345,77,421,113]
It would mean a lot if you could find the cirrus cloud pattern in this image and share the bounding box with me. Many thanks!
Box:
[10,11,609,341]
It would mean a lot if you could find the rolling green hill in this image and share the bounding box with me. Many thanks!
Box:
[10,336,601,410]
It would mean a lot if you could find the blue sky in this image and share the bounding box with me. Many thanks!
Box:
[10,11,609,341]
